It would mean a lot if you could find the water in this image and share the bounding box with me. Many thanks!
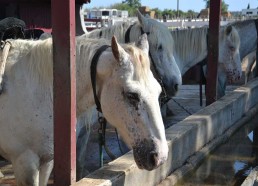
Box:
[176,114,258,186]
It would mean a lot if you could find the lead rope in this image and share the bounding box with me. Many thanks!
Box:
[97,115,116,167]
[90,45,117,168]
[171,98,192,115]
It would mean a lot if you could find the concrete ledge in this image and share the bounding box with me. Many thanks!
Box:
[72,78,258,186]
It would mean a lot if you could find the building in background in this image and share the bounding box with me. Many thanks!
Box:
[242,8,258,17]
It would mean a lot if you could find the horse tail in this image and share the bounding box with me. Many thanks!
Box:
[0,40,12,94]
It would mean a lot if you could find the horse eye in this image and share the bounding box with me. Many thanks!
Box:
[126,92,140,104]
[158,45,162,50]
[230,46,235,52]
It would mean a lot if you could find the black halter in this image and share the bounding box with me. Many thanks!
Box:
[90,44,110,113]
[90,44,119,166]
[125,23,168,105]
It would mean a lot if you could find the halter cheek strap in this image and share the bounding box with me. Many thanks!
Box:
[125,24,134,43]
[90,44,110,113]
[125,23,148,43]
[90,44,118,167]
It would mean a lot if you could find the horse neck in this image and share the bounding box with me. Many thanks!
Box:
[75,38,112,118]
[5,39,53,104]
[232,20,257,60]
[172,27,208,75]
[127,23,145,42]
[87,22,133,43]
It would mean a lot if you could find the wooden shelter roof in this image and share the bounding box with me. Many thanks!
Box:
[1,0,90,4]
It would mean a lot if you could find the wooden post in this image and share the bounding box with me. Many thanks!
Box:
[52,0,77,185]
[206,0,221,106]
[256,20,258,77]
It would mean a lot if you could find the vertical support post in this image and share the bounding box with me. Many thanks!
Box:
[256,20,258,77]
[206,0,221,106]
[52,0,76,185]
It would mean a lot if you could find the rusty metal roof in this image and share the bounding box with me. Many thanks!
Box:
[1,0,90,4]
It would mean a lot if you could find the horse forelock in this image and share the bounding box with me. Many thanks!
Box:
[230,19,255,30]
[123,43,150,83]
[220,26,240,49]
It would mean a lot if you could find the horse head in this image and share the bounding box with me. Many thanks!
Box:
[219,25,241,84]
[98,35,168,170]
[136,10,182,97]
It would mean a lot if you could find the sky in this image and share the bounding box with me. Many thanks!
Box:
[83,0,258,12]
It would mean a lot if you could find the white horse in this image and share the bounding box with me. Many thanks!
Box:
[80,10,182,97]
[216,19,258,95]
[230,19,258,85]
[171,24,241,99]
[0,34,168,185]
[242,50,256,84]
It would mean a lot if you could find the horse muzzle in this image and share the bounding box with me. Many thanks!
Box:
[132,139,168,171]
[226,68,242,84]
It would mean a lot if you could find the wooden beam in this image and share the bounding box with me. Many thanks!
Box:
[206,0,221,106]
[52,0,76,185]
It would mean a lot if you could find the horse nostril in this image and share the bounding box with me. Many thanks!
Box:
[174,84,179,91]
[148,152,158,167]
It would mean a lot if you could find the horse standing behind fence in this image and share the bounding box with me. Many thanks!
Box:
[80,10,182,98]
[230,19,258,85]
[0,35,168,185]
[242,50,256,84]
[171,24,241,99]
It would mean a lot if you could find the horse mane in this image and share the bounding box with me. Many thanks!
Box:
[85,21,132,42]
[229,19,255,30]
[76,36,150,82]
[7,38,53,89]
[124,43,150,82]
[171,27,208,71]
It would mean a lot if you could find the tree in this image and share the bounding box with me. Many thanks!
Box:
[203,0,229,13]
[162,9,176,19]
[151,8,162,19]
[186,10,197,18]
[122,0,141,8]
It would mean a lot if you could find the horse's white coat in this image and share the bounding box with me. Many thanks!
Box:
[171,25,241,98]
[242,50,256,84]
[0,35,168,185]
[80,10,182,97]
[171,25,241,82]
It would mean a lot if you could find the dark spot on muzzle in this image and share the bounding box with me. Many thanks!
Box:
[132,139,164,171]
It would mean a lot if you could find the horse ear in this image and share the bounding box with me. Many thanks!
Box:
[111,36,127,63]
[137,9,148,29]
[225,25,232,36]
[136,34,149,54]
